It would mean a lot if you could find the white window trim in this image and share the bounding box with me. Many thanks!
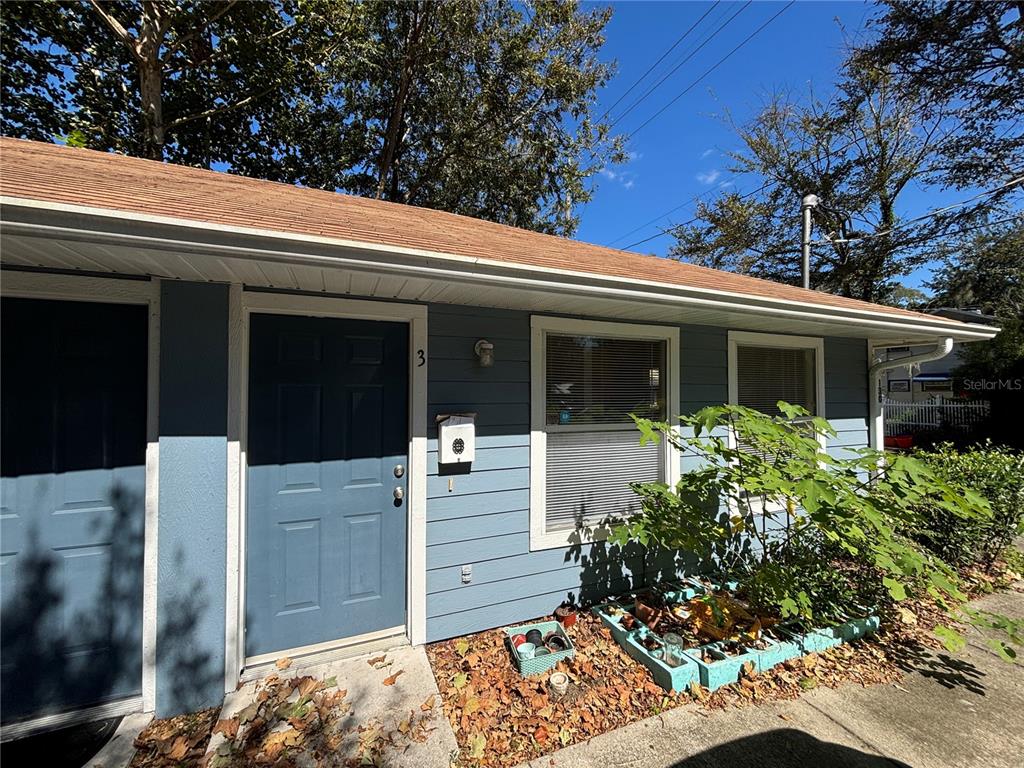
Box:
[726,331,826,517]
[530,316,680,551]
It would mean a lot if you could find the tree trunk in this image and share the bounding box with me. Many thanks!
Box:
[137,2,169,160]
[375,1,430,199]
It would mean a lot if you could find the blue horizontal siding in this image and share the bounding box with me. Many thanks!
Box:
[428,488,529,521]
[427,509,528,545]
[423,309,871,642]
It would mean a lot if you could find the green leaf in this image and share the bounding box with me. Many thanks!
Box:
[934,624,966,653]
[883,577,907,601]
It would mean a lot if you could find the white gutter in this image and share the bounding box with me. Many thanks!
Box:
[868,337,955,452]
[0,195,1001,342]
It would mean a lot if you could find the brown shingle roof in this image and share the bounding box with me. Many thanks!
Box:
[0,137,961,326]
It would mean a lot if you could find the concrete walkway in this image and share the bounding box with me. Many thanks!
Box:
[519,588,1024,768]
[206,643,457,767]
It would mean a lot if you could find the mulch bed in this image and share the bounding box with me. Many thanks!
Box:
[426,598,967,768]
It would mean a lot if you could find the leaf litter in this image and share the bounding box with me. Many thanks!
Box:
[426,596,968,768]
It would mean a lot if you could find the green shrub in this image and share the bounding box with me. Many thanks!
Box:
[912,442,1024,571]
[611,402,1021,659]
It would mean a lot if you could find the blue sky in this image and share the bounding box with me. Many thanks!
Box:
[574,0,958,292]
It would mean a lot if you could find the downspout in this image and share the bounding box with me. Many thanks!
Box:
[868,337,954,452]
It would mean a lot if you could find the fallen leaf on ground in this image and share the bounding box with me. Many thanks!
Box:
[383,669,405,686]
[275,657,292,670]
[468,732,487,759]
[421,695,435,711]
[213,718,239,739]
[368,655,387,666]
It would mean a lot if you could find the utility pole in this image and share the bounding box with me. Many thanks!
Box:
[800,193,819,290]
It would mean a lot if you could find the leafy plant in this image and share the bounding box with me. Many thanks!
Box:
[911,441,1024,571]
[610,402,1020,658]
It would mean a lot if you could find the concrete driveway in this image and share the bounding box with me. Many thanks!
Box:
[519,587,1024,768]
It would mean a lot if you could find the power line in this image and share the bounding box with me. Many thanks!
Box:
[608,1,751,130]
[610,115,958,251]
[594,2,721,128]
[610,179,770,247]
[626,1,796,139]
[816,175,1024,245]
[606,174,733,247]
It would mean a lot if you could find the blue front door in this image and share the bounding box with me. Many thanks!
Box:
[245,313,409,657]
[1,298,147,722]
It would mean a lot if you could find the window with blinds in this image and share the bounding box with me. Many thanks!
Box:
[543,333,666,531]
[734,343,818,460]
[735,345,817,415]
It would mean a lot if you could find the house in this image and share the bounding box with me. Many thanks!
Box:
[882,308,997,403]
[0,138,998,734]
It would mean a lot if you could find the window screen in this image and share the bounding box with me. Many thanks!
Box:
[735,345,817,416]
[543,333,666,531]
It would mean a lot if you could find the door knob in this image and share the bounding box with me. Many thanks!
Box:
[393,486,404,502]
[394,464,405,478]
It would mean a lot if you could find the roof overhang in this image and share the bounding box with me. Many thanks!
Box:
[0,196,1000,345]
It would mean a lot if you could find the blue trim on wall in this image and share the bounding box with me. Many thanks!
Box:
[156,281,228,716]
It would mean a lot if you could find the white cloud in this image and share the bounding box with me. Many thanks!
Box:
[701,148,716,159]
[696,169,722,185]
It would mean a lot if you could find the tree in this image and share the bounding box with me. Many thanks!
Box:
[668,67,956,303]
[928,221,1024,446]
[0,0,622,236]
[852,1,1024,192]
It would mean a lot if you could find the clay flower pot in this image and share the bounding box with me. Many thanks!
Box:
[554,604,577,628]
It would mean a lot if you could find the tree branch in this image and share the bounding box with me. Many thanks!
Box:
[88,0,141,61]
[163,0,239,58]
[165,85,275,130]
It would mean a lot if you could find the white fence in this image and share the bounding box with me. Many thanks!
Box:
[883,399,991,436]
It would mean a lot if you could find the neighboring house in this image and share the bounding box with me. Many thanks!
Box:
[882,309,997,403]
[0,138,997,732]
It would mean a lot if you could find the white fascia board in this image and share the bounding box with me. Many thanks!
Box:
[0,195,1000,342]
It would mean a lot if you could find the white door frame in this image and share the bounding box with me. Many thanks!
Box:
[225,287,428,690]
[0,269,161,728]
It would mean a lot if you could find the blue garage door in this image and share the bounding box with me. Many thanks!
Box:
[245,313,409,658]
[1,297,147,722]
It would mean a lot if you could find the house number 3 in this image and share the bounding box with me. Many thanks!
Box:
[417,349,425,367]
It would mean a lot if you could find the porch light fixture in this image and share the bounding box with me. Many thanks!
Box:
[474,339,494,367]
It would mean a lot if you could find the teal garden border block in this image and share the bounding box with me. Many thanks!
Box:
[651,581,705,603]
[503,620,575,677]
[834,614,881,642]
[748,633,801,671]
[781,623,842,654]
[621,628,698,692]
[684,642,758,691]
[591,601,634,644]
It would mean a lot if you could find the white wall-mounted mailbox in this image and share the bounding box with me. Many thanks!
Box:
[438,414,476,464]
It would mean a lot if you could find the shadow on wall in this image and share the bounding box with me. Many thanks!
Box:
[0,480,220,723]
[669,729,910,767]
[0,482,144,722]
[556,499,746,610]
